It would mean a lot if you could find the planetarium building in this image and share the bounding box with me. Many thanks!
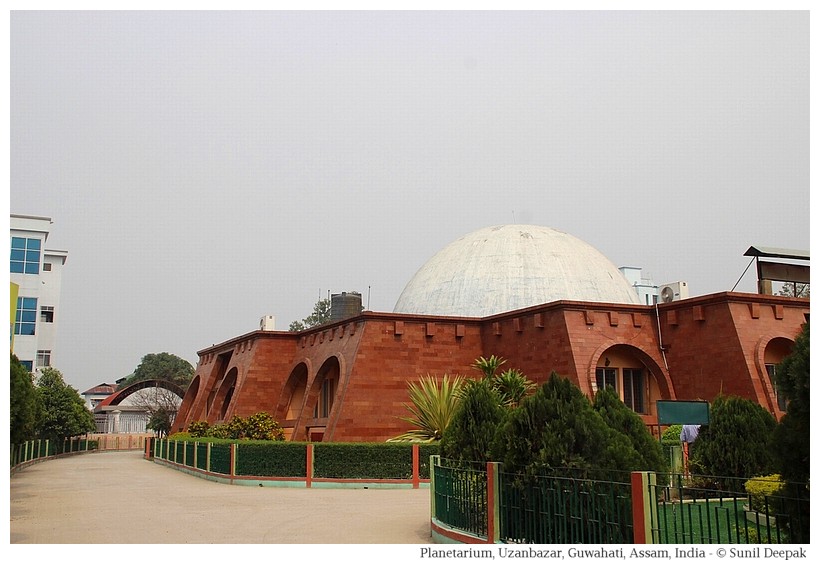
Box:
[173,225,808,442]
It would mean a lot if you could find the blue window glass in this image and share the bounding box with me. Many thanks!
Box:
[20,360,33,372]
[14,297,37,336]
[9,237,41,275]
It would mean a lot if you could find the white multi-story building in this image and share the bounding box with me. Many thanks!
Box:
[10,214,68,373]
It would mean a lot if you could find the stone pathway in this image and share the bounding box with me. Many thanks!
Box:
[10,449,433,545]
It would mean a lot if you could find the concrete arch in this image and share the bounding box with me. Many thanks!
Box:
[95,379,186,411]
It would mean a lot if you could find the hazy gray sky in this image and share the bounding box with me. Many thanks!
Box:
[9,10,810,393]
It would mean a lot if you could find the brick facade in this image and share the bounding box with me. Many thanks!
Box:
[173,292,808,441]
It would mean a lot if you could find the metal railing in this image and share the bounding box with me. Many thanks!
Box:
[499,470,634,544]
[650,473,810,544]
[431,457,809,545]
[432,460,488,538]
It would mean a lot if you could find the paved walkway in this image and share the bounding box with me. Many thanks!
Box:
[10,449,433,545]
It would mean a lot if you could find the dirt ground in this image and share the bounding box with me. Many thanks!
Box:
[9,449,434,547]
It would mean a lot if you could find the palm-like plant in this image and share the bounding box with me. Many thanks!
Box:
[388,374,465,442]
[472,355,506,379]
[493,368,536,408]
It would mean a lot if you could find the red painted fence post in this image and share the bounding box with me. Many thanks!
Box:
[631,471,656,544]
[486,462,501,544]
[412,444,420,489]
[306,444,314,488]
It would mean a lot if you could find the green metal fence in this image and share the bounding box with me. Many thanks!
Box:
[432,458,809,545]
[432,460,488,538]
[499,470,634,544]
[10,437,98,471]
[650,473,810,544]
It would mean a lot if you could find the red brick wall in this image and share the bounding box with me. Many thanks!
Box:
[174,293,808,441]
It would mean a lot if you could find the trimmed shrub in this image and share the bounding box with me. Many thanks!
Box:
[440,378,507,463]
[745,474,785,513]
[593,387,668,473]
[689,395,777,490]
[493,372,645,482]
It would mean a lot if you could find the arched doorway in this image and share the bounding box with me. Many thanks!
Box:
[592,344,664,419]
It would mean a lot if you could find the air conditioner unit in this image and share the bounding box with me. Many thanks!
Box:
[259,315,276,331]
[658,282,689,303]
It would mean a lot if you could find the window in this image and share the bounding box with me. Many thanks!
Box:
[595,367,617,392]
[15,297,38,335]
[766,364,788,411]
[597,365,646,414]
[622,368,645,413]
[20,360,33,372]
[43,263,52,272]
[314,378,337,418]
[10,237,41,274]
[36,350,51,368]
[41,306,54,323]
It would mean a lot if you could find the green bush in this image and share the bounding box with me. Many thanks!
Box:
[661,424,683,446]
[440,378,507,463]
[493,372,645,482]
[593,387,668,473]
[314,442,418,479]
[234,442,308,477]
[187,421,210,438]
[745,474,785,513]
[689,395,777,490]
[245,412,286,441]
[208,423,231,439]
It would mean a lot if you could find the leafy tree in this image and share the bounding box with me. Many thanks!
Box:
[128,386,183,438]
[593,387,667,473]
[440,378,507,462]
[492,372,645,481]
[146,408,173,438]
[11,353,42,444]
[777,283,809,298]
[289,298,332,331]
[118,352,194,390]
[36,367,96,451]
[771,321,810,542]
[689,395,777,488]
[387,374,465,442]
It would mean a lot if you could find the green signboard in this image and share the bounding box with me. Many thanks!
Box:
[656,400,710,425]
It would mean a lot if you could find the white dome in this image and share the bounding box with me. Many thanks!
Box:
[393,224,641,317]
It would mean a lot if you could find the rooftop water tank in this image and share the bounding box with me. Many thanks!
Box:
[330,292,363,322]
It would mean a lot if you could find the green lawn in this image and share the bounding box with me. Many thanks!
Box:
[655,499,787,544]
